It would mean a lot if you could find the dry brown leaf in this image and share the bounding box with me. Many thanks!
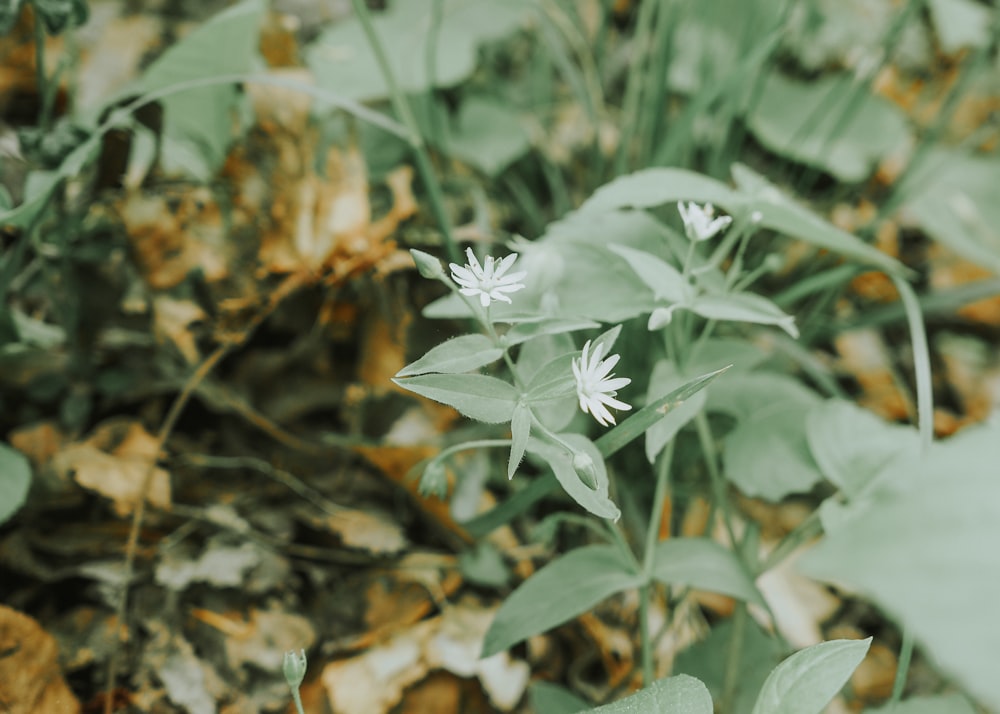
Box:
[223,608,316,673]
[323,602,528,714]
[153,296,207,364]
[245,68,314,135]
[929,245,1000,326]
[325,509,408,555]
[753,547,840,650]
[833,329,912,421]
[52,419,170,517]
[8,420,66,468]
[0,605,80,714]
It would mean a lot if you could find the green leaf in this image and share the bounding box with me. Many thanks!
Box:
[445,96,530,176]
[894,148,1000,275]
[750,638,871,714]
[806,399,918,498]
[458,541,509,587]
[675,619,783,714]
[0,443,32,525]
[747,72,910,183]
[644,360,708,463]
[651,537,764,608]
[798,419,1000,710]
[596,367,729,459]
[586,674,713,714]
[482,544,644,657]
[527,435,621,521]
[864,694,977,714]
[307,0,531,102]
[689,293,798,338]
[731,164,906,275]
[579,168,739,215]
[926,0,992,53]
[502,318,601,348]
[724,404,824,501]
[131,0,266,174]
[607,244,693,303]
[396,334,503,377]
[0,0,25,34]
[508,402,531,479]
[32,0,88,34]
[707,372,820,420]
[529,682,590,714]
[392,373,517,423]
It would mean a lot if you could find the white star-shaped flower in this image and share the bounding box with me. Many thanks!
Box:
[572,339,632,427]
[678,201,733,242]
[449,247,527,308]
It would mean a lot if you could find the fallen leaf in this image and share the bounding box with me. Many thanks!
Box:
[52,418,171,516]
[153,296,207,364]
[0,605,81,714]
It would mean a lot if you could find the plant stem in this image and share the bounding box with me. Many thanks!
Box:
[291,689,305,714]
[348,0,460,263]
[638,585,654,686]
[888,628,914,706]
[642,441,674,572]
[614,0,658,174]
[33,12,53,131]
[720,602,748,712]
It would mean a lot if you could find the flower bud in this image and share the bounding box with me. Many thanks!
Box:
[410,249,446,280]
[283,649,307,689]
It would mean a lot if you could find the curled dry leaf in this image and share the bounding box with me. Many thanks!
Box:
[0,605,80,714]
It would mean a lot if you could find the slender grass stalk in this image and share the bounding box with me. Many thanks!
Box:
[889,628,915,706]
[721,602,748,712]
[348,0,460,263]
[638,585,655,686]
[614,0,658,174]
[634,0,674,162]
[423,0,447,149]
[33,13,54,131]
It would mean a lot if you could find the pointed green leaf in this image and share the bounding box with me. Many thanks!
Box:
[396,334,503,377]
[482,544,644,657]
[527,435,620,521]
[689,293,798,338]
[392,374,517,423]
[586,674,713,714]
[508,402,531,480]
[651,537,764,608]
[751,638,871,714]
[596,367,729,459]
[502,318,601,348]
[607,244,693,303]
[579,168,739,214]
[645,360,708,463]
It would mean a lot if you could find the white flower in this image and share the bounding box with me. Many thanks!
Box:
[449,247,527,308]
[572,340,632,427]
[678,201,733,242]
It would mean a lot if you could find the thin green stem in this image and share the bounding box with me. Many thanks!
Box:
[642,441,675,572]
[614,0,658,174]
[720,602,748,712]
[638,586,654,686]
[889,628,915,707]
[434,439,514,464]
[759,510,822,573]
[694,411,739,549]
[34,14,53,131]
[291,690,305,714]
[348,0,460,263]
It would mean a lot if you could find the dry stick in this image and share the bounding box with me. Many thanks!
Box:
[102,344,229,714]
[102,272,310,713]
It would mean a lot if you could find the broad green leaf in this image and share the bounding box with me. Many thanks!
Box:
[517,334,577,432]
[307,0,531,102]
[529,682,590,714]
[689,293,798,338]
[926,0,991,52]
[687,337,769,376]
[895,148,1000,275]
[527,436,620,521]
[806,399,918,497]
[131,0,266,174]
[864,694,976,714]
[458,542,509,587]
[731,164,906,275]
[0,443,32,525]
[711,373,823,500]
[607,244,693,303]
[586,674,713,714]
[707,372,820,420]
[508,402,531,479]
[392,373,517,423]
[396,334,502,377]
[481,544,644,657]
[644,360,708,463]
[799,419,1000,710]
[579,168,739,215]
[651,537,764,608]
[524,352,577,403]
[445,96,530,176]
[596,367,729,459]
[502,318,600,348]
[724,404,825,501]
[675,619,783,714]
[750,638,871,714]
[747,72,910,183]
